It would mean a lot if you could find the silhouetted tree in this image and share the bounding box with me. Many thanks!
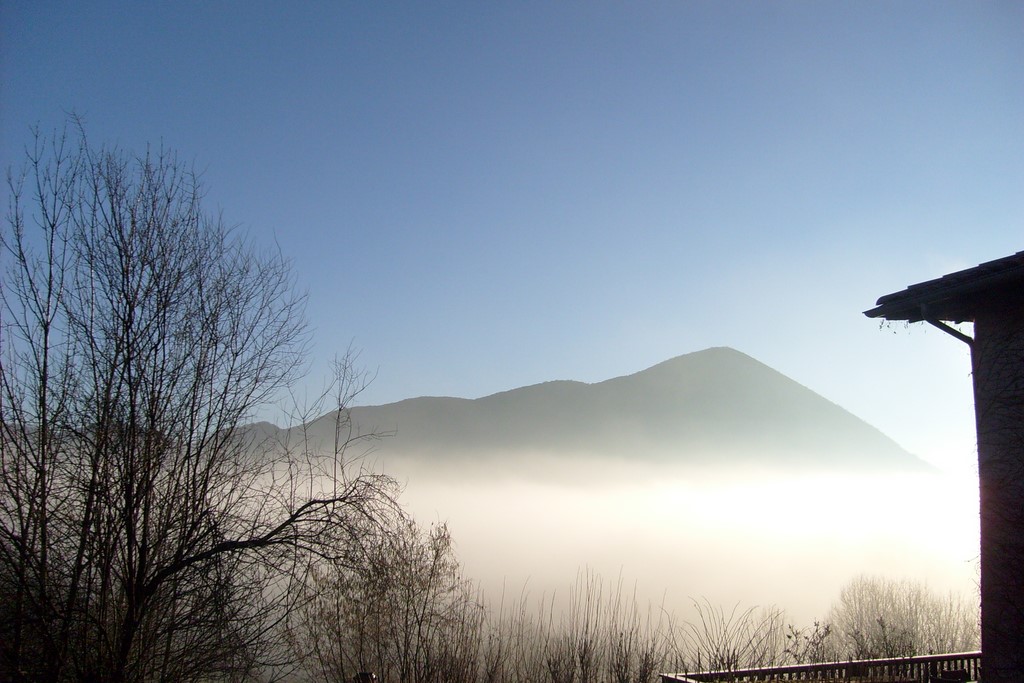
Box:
[0,125,396,682]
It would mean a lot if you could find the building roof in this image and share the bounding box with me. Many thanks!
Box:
[864,250,1024,323]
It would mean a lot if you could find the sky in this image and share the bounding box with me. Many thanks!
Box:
[2,1,1022,476]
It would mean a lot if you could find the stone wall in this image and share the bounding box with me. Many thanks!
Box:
[971,298,1024,683]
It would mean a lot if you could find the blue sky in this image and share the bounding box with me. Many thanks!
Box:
[2,1,1022,473]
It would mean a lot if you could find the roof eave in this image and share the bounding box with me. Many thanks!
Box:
[865,251,1024,323]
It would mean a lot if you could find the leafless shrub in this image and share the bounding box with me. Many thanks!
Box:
[606,580,669,683]
[491,571,670,683]
[290,518,485,683]
[827,575,979,660]
[783,620,837,664]
[678,598,786,672]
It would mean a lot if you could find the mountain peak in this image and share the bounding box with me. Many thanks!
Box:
[295,347,927,474]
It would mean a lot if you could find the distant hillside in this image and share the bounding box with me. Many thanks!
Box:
[265,347,927,473]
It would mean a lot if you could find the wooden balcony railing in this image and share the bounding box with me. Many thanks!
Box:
[660,651,982,682]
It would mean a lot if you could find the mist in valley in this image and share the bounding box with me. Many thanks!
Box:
[276,348,981,629]
[385,456,978,628]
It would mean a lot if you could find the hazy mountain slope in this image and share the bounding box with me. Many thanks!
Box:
[281,347,926,472]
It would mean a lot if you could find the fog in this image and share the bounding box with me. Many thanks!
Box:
[274,348,980,627]
[385,454,979,626]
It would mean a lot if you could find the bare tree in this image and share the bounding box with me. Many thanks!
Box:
[0,126,396,682]
[827,575,979,660]
[291,518,484,683]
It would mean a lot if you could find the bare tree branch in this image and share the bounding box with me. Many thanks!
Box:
[1,123,397,682]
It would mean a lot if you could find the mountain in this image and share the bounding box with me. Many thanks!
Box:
[272,347,927,473]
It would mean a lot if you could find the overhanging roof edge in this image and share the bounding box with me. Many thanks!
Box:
[865,250,1024,322]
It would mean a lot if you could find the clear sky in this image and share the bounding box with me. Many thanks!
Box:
[2,1,1022,474]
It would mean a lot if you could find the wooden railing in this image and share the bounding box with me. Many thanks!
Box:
[660,651,982,682]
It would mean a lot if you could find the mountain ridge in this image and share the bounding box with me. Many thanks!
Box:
[272,347,927,473]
